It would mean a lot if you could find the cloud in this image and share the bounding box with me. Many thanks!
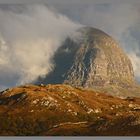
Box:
[0,4,81,89]
[81,3,139,36]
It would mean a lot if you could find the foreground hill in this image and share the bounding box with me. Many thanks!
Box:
[0,84,140,136]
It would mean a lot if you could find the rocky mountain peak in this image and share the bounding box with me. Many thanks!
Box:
[39,26,134,90]
[64,26,135,87]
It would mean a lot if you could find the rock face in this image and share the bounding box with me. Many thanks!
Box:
[64,27,134,87]
[39,27,135,89]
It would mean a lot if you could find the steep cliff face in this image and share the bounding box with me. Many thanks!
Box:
[64,27,134,87]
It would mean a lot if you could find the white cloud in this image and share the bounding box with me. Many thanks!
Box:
[0,4,81,88]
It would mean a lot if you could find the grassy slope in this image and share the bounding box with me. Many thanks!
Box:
[0,84,139,136]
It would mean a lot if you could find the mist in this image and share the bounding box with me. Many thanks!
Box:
[0,4,81,89]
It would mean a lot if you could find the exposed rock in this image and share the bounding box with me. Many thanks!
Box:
[133,107,140,111]
[129,104,134,108]
[64,27,134,87]
[94,109,101,113]
[30,110,34,113]
[87,108,94,114]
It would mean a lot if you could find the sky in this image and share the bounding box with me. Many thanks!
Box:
[0,1,140,89]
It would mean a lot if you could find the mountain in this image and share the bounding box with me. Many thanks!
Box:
[0,26,140,136]
[0,84,140,136]
[37,27,140,97]
[64,27,134,87]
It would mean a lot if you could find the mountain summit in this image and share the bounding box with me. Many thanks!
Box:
[38,27,135,96]
[63,27,134,87]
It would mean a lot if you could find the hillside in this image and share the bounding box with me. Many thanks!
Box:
[0,27,139,136]
[0,84,140,136]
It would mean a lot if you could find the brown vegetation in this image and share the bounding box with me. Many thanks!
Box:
[0,84,139,136]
